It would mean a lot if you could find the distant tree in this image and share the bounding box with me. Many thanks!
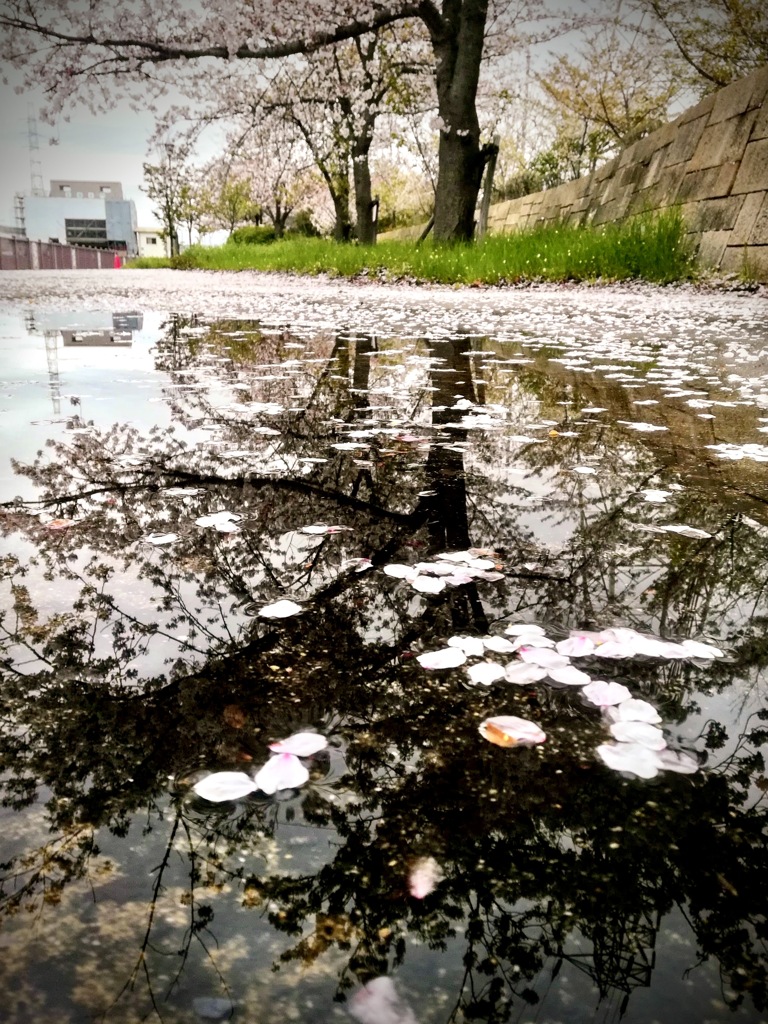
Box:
[141,143,189,256]
[537,18,679,149]
[204,170,258,236]
[635,0,768,91]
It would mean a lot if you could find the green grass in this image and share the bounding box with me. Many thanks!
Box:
[126,209,697,284]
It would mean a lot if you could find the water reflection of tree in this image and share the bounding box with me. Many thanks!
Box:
[0,319,767,1021]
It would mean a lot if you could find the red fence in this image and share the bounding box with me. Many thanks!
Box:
[0,236,122,271]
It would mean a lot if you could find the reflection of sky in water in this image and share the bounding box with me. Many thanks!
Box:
[1,282,768,1024]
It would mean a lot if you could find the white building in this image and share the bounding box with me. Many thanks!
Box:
[20,179,138,255]
[137,227,171,258]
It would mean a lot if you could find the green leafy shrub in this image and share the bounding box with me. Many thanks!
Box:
[229,225,277,245]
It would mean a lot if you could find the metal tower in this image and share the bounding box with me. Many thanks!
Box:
[27,106,45,197]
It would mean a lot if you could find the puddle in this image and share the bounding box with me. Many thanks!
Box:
[1,273,768,1023]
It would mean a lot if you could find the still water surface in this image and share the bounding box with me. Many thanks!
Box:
[1,272,768,1024]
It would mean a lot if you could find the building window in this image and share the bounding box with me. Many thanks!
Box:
[60,185,71,196]
[100,186,112,195]
[65,218,108,246]
[147,237,157,245]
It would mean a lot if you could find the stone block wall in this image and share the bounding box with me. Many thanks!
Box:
[485,65,768,278]
[381,66,768,278]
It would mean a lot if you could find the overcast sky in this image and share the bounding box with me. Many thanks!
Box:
[0,76,164,228]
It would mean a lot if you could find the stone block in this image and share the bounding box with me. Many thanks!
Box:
[710,74,757,124]
[695,195,745,231]
[748,65,768,109]
[697,230,731,268]
[753,101,768,141]
[678,166,741,203]
[591,195,631,225]
[719,244,768,280]
[641,146,672,188]
[688,110,759,170]
[675,91,717,126]
[731,138,768,193]
[663,115,709,167]
[730,191,764,244]
[594,155,618,181]
[747,191,768,245]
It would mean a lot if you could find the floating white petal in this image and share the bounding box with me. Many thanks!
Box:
[384,563,417,579]
[254,753,309,794]
[504,623,546,636]
[555,635,595,657]
[518,647,570,669]
[349,976,418,1024]
[482,635,516,653]
[448,635,485,658]
[417,647,466,669]
[259,599,303,618]
[411,575,446,594]
[193,771,258,802]
[610,720,667,750]
[479,715,546,747]
[582,680,632,706]
[467,661,506,686]
[548,665,591,687]
[504,662,548,685]
[596,742,661,778]
[408,856,443,898]
[268,732,327,757]
[681,638,724,659]
[607,698,662,724]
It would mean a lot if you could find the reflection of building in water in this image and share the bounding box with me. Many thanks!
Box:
[61,329,132,347]
[60,312,142,346]
[33,312,143,413]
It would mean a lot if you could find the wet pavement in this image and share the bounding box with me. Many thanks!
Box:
[1,269,768,1024]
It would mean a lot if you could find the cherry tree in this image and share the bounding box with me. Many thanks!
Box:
[0,0,577,242]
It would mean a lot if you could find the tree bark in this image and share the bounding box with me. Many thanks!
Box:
[352,142,376,245]
[427,0,489,243]
[331,177,352,242]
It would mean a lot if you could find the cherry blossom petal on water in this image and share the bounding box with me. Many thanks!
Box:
[479,715,546,747]
[518,647,570,669]
[548,665,591,687]
[504,623,546,636]
[681,639,724,659]
[411,575,446,594]
[417,647,466,669]
[504,662,548,685]
[259,599,303,618]
[349,977,418,1024]
[447,635,485,658]
[482,635,516,654]
[607,698,662,724]
[596,742,661,779]
[509,633,555,651]
[582,680,632,706]
[384,563,417,579]
[610,720,667,750]
[656,748,700,774]
[467,661,506,686]
[555,635,596,657]
[145,532,178,546]
[408,856,443,898]
[192,771,258,803]
[254,753,309,795]
[268,732,327,757]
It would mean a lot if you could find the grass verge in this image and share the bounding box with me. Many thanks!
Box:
[127,209,696,285]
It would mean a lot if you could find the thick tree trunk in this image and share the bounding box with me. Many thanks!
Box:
[429,0,489,243]
[353,144,376,245]
[331,175,352,242]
